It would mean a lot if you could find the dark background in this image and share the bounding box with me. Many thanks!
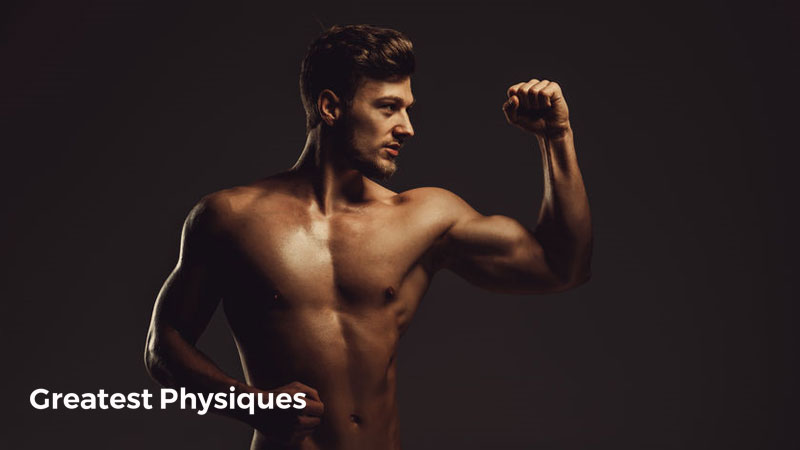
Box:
[2,0,798,448]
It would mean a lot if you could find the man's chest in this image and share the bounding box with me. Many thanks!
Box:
[223,203,444,306]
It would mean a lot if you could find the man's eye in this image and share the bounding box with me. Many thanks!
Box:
[380,104,397,111]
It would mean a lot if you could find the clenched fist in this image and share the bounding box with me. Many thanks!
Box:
[503,79,570,138]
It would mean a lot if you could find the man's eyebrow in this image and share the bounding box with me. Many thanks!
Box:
[376,96,415,107]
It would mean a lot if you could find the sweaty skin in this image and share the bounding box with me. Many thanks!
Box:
[145,76,592,450]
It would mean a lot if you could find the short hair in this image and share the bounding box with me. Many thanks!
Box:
[299,24,415,131]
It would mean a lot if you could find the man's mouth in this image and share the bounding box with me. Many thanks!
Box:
[384,143,401,156]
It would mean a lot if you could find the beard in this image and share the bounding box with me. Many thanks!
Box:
[346,147,398,181]
[339,128,398,181]
[335,112,399,182]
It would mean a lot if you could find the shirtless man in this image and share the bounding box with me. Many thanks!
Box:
[145,24,592,450]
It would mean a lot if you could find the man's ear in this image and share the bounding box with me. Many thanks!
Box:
[318,89,342,126]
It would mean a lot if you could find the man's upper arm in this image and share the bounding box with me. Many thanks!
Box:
[430,189,562,294]
[148,195,229,346]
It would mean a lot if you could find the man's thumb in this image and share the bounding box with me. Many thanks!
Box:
[503,95,518,121]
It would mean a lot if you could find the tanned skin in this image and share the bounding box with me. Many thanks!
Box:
[145,76,592,450]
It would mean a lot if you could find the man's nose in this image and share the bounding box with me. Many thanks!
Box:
[394,111,414,138]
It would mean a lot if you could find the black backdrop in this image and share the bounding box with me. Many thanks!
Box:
[2,0,798,448]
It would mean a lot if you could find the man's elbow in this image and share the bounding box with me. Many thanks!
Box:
[144,331,175,388]
[548,248,592,293]
[563,269,591,290]
[544,266,591,294]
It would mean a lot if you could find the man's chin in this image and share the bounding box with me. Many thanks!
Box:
[344,147,398,181]
[365,165,397,182]
[354,159,397,182]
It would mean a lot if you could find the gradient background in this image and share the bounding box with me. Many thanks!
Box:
[2,0,798,448]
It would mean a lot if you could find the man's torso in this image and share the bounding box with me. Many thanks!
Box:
[207,173,455,449]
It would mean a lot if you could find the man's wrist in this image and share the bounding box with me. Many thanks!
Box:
[535,124,573,149]
[544,122,572,140]
[231,380,261,395]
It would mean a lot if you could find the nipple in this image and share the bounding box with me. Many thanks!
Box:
[384,286,396,302]
[273,291,281,301]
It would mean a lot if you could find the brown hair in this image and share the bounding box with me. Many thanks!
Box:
[299,24,415,131]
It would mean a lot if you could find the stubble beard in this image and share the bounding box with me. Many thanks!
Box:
[354,153,396,181]
[336,110,398,182]
[345,142,398,182]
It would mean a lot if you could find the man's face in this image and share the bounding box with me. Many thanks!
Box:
[340,76,415,181]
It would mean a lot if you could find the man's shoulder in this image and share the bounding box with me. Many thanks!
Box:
[393,187,481,229]
[197,174,299,216]
[194,186,262,219]
[185,177,291,230]
[397,187,476,213]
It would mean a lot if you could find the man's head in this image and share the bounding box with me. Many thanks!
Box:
[300,24,416,180]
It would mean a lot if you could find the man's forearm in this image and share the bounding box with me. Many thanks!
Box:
[145,326,254,422]
[533,125,593,285]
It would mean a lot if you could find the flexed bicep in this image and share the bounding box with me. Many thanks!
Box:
[420,188,562,294]
[440,212,563,294]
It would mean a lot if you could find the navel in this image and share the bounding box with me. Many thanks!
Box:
[349,413,362,425]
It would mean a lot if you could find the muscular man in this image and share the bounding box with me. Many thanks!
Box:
[145,24,592,450]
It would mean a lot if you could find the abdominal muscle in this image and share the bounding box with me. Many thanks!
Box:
[224,296,403,450]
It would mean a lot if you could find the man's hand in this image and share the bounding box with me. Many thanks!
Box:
[245,381,325,446]
[503,79,570,138]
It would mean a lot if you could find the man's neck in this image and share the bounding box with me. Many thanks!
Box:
[291,127,368,215]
